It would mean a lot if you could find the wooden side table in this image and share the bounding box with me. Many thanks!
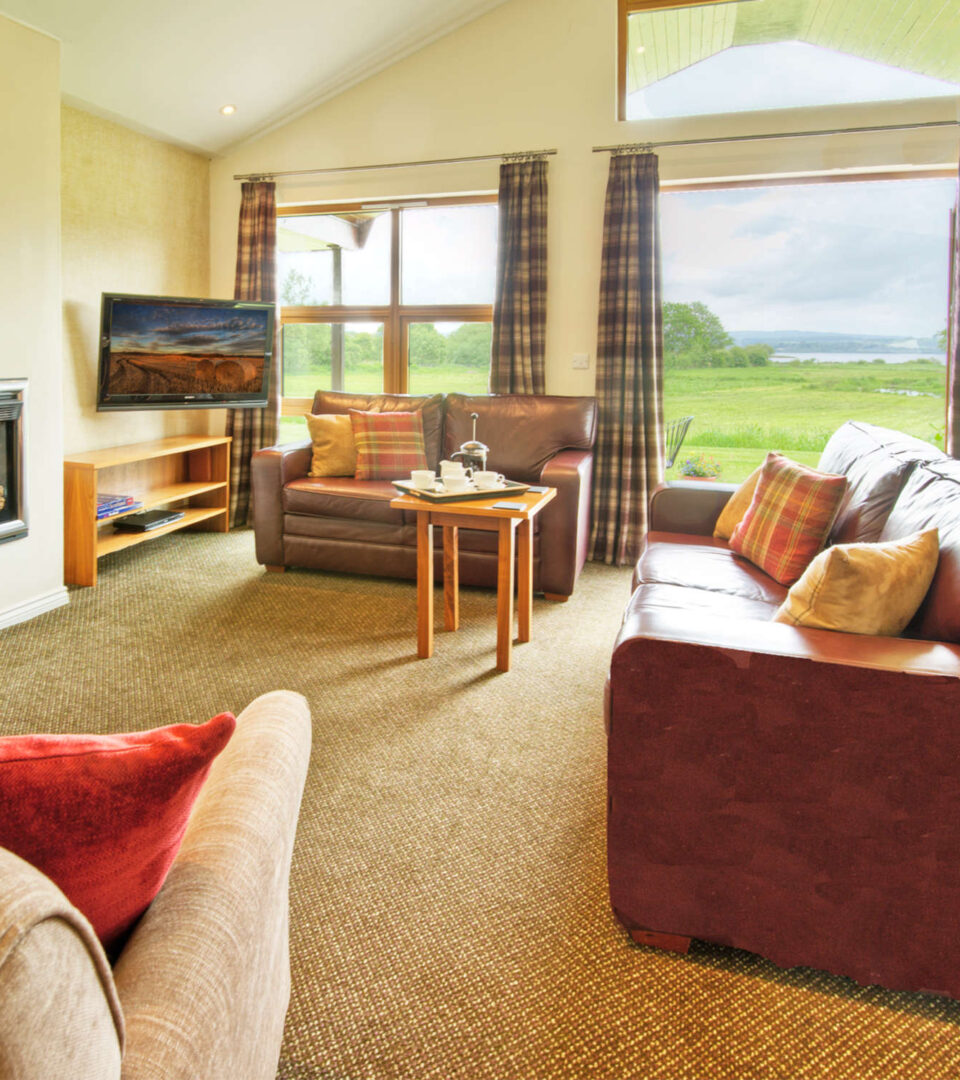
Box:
[389,487,556,672]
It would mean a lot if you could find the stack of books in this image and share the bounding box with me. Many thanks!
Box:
[96,493,142,520]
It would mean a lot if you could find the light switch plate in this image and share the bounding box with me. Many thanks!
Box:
[572,353,590,369]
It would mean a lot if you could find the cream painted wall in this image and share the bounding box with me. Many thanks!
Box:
[62,106,211,453]
[210,0,959,400]
[0,15,65,626]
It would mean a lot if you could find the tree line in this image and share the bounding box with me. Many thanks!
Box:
[663,301,774,368]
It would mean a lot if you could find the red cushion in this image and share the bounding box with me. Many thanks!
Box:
[349,409,428,480]
[729,452,847,586]
[0,713,235,953]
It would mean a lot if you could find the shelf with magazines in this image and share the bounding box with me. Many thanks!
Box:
[63,435,231,586]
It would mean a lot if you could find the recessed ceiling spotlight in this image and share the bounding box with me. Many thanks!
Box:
[635,45,645,54]
[220,104,237,116]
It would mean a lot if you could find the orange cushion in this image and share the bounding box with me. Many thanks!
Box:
[713,465,762,540]
[773,528,939,636]
[350,409,428,481]
[729,452,847,586]
[306,413,357,478]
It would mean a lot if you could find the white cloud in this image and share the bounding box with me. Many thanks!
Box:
[661,178,955,336]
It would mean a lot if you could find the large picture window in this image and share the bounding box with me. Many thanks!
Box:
[660,175,956,483]
[277,196,497,441]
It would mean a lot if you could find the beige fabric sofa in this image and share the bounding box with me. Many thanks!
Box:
[0,690,311,1080]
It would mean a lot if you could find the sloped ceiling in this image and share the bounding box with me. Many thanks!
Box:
[628,0,960,90]
[0,0,510,155]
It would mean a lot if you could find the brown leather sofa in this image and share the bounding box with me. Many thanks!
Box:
[252,391,598,599]
[606,421,960,998]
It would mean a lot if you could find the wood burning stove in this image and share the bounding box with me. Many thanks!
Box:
[0,379,27,544]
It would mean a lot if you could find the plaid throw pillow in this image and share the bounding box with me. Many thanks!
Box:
[350,410,428,480]
[729,452,847,586]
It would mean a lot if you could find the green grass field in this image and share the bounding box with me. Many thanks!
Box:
[277,359,946,483]
[665,359,944,482]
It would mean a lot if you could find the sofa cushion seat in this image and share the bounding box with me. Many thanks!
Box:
[283,478,411,525]
[634,532,789,608]
[625,580,782,624]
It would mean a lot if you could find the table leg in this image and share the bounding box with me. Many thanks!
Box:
[517,518,533,643]
[417,513,434,658]
[496,518,516,672]
[442,525,459,631]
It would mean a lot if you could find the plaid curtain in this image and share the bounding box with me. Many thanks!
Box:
[589,151,664,566]
[948,169,960,456]
[226,181,280,527]
[489,158,548,394]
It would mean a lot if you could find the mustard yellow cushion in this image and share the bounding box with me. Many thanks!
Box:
[306,414,357,478]
[773,528,939,636]
[713,465,762,540]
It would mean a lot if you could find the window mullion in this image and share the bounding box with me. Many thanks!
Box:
[387,207,403,393]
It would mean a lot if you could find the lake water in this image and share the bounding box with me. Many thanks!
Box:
[771,352,945,365]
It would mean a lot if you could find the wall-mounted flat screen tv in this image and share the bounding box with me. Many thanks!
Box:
[97,293,275,411]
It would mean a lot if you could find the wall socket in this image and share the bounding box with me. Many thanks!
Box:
[571,352,590,370]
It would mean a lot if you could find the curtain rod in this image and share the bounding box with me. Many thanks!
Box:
[233,148,557,182]
[593,119,960,153]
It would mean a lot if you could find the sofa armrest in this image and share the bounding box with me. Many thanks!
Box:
[113,690,311,1080]
[607,606,960,996]
[648,480,736,535]
[0,849,123,1079]
[539,448,593,596]
[251,441,311,566]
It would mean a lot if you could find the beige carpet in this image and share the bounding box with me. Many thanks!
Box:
[5,529,960,1079]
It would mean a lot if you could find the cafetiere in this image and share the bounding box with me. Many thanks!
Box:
[450,412,488,475]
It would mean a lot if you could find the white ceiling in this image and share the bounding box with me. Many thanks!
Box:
[0,0,510,155]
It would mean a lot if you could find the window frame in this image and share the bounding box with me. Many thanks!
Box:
[278,193,497,415]
[617,0,739,121]
[657,168,958,478]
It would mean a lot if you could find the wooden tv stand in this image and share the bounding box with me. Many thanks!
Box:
[64,435,231,587]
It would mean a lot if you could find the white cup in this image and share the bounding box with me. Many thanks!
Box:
[410,470,436,490]
[440,460,465,477]
[442,473,472,493]
[474,471,505,490]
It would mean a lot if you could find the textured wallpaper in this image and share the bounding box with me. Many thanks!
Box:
[61,106,211,453]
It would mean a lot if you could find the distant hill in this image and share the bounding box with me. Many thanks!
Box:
[729,330,943,354]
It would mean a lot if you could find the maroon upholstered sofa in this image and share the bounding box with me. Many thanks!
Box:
[606,421,960,998]
[252,391,597,599]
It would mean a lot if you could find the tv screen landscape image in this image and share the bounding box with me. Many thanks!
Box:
[97,294,275,410]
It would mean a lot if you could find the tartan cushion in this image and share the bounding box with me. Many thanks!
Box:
[729,452,848,586]
[349,409,428,480]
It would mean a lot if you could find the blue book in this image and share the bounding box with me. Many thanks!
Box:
[97,493,136,510]
[97,500,143,520]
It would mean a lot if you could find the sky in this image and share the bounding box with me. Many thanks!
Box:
[660,178,957,339]
[110,300,270,356]
[276,177,957,344]
[279,204,497,308]
[628,41,960,120]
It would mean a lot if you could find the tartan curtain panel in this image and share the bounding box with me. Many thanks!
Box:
[947,168,960,455]
[226,181,281,527]
[589,151,664,566]
[489,158,548,395]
